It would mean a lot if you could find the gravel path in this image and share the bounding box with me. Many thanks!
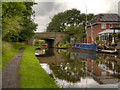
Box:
[2,47,24,88]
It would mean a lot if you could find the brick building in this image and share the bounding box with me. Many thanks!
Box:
[87,14,120,43]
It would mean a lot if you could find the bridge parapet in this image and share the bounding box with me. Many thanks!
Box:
[34,32,66,38]
[28,32,67,47]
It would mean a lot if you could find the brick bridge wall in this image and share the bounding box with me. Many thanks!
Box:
[28,32,67,47]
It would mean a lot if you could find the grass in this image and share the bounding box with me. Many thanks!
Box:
[2,41,25,68]
[19,45,59,88]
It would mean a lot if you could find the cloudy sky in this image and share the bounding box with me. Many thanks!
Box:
[32,0,120,32]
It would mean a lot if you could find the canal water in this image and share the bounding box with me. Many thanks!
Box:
[35,48,120,88]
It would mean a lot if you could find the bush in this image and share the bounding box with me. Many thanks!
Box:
[35,40,46,46]
[35,40,40,45]
[2,41,12,55]
[2,41,25,67]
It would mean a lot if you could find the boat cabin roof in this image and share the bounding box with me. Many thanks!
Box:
[74,43,97,45]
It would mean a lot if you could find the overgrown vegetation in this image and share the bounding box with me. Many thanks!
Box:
[2,1,38,67]
[2,42,25,68]
[64,24,84,43]
[35,40,47,46]
[2,2,38,42]
[19,46,58,88]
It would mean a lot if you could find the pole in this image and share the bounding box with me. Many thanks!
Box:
[85,5,88,43]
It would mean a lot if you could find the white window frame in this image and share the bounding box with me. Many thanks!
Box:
[101,23,106,29]
[109,24,112,28]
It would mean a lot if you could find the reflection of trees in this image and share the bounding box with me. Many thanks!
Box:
[49,50,87,83]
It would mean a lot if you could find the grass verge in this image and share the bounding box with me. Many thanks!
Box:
[2,41,25,68]
[19,45,59,88]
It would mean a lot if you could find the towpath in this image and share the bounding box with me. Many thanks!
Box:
[2,47,24,88]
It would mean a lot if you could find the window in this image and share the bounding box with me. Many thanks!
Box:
[109,24,112,28]
[116,24,120,28]
[101,23,106,29]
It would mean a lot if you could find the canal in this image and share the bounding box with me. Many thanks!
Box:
[35,48,120,88]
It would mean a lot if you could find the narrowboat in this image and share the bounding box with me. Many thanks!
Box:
[73,43,98,51]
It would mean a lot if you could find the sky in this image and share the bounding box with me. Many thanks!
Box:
[32,0,120,32]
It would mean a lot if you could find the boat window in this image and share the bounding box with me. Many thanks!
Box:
[87,45,90,48]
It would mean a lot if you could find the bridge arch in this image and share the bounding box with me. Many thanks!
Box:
[28,32,67,48]
[33,38,55,48]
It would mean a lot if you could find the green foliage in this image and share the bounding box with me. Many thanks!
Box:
[61,44,68,48]
[115,38,120,42]
[57,41,62,45]
[47,9,94,33]
[19,46,58,88]
[35,40,39,45]
[87,14,94,21]
[2,41,25,68]
[64,24,84,42]
[35,40,46,46]
[95,36,100,44]
[56,41,70,49]
[2,2,38,42]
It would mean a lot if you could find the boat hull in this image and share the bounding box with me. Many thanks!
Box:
[73,43,98,51]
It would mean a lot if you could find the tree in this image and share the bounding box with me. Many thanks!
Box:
[47,9,94,33]
[47,9,81,32]
[64,24,84,43]
[2,2,38,42]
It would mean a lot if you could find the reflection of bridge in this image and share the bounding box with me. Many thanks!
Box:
[28,32,67,48]
[37,48,66,64]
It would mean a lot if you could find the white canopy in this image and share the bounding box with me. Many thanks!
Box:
[98,29,120,35]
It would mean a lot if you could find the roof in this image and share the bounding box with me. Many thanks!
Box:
[98,29,120,35]
[99,14,120,22]
[88,14,120,26]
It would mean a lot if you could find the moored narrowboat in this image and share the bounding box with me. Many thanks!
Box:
[73,43,98,51]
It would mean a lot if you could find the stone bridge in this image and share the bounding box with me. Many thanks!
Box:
[28,32,67,48]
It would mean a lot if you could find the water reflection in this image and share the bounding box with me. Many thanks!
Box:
[35,48,120,88]
[35,49,46,56]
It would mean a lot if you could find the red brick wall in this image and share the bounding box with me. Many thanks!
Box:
[87,23,118,43]
[107,24,111,29]
[113,24,117,28]
[87,24,104,43]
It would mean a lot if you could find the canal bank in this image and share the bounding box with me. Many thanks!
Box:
[19,45,58,88]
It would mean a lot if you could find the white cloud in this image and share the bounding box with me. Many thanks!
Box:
[33,0,120,32]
